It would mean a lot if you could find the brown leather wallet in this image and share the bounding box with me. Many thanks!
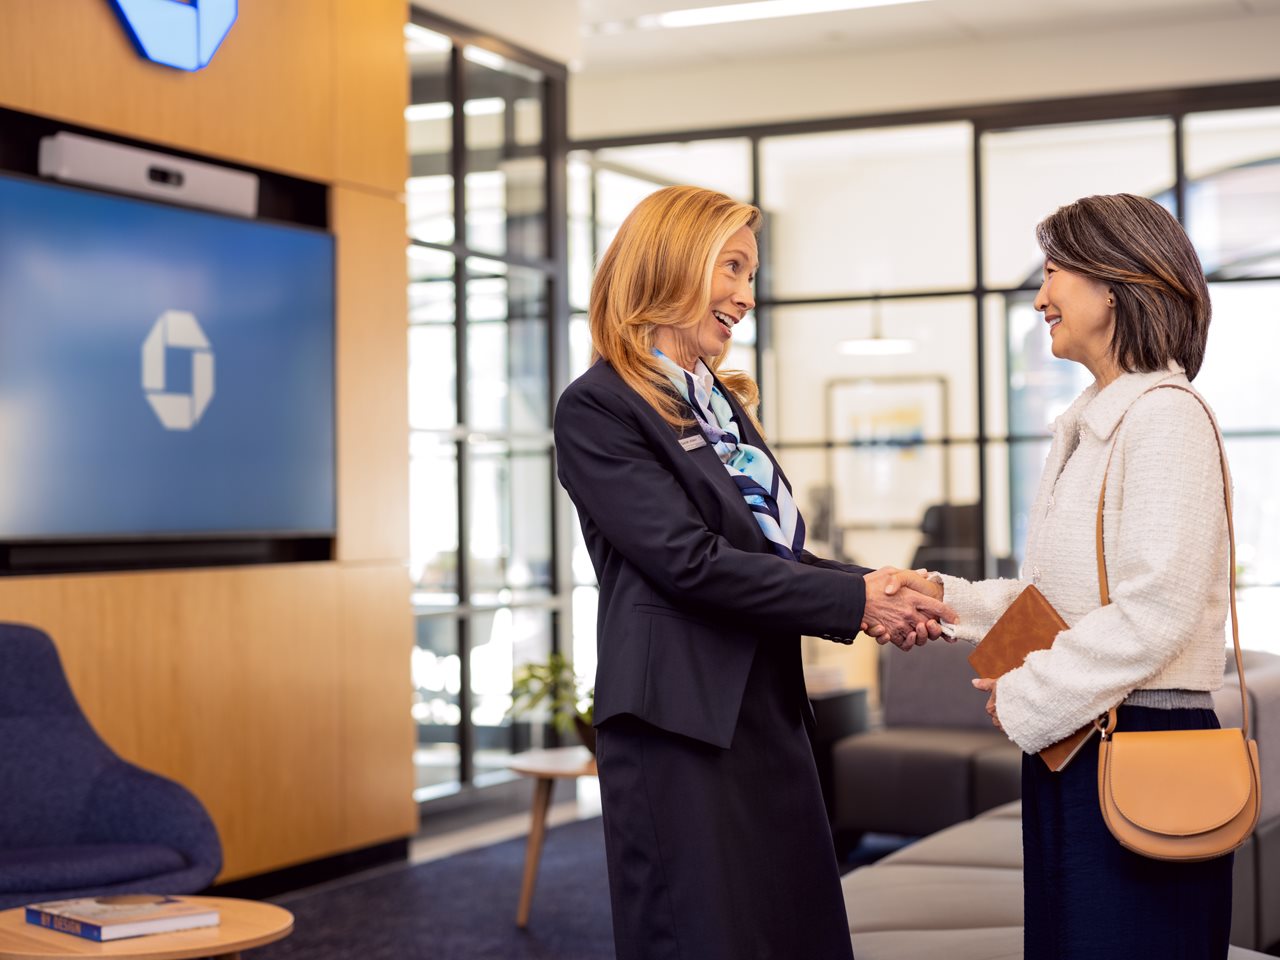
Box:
[968,584,1094,771]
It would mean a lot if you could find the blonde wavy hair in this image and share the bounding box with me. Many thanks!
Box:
[590,185,763,429]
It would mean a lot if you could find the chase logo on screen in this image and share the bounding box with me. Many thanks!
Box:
[141,310,215,431]
[109,0,237,72]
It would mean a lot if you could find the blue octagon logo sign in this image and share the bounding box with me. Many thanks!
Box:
[109,0,237,72]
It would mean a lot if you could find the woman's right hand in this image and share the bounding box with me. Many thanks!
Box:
[861,567,956,650]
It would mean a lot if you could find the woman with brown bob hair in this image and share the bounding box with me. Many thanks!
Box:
[929,193,1233,958]
[553,185,954,959]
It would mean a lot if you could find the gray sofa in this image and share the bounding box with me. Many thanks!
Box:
[831,639,1022,843]
[834,649,1280,956]
[843,802,1272,960]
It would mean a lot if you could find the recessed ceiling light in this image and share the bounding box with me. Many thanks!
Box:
[638,0,933,30]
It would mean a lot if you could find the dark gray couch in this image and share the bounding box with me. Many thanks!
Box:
[831,639,1022,842]
[834,648,1280,956]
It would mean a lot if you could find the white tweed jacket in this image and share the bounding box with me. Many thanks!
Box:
[938,363,1230,754]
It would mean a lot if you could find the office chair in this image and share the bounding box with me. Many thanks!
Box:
[910,502,985,581]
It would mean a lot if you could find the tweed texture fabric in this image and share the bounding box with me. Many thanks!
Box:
[938,364,1229,754]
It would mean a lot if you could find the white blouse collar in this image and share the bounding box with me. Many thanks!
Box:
[692,359,716,398]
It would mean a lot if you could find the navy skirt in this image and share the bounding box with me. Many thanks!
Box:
[595,636,854,960]
[1022,705,1234,960]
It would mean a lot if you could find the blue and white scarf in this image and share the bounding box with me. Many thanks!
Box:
[655,351,806,561]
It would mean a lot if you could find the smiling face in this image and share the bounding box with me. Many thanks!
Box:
[1033,259,1122,386]
[654,225,758,370]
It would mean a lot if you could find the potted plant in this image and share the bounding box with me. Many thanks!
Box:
[509,653,596,753]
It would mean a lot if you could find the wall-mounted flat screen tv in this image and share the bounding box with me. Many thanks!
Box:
[0,172,335,541]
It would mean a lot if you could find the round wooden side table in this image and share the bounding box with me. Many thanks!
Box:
[0,897,293,960]
[507,745,598,928]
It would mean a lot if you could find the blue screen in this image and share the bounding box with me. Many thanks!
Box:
[0,173,335,539]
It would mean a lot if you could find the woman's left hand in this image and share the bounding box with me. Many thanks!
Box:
[972,677,1002,731]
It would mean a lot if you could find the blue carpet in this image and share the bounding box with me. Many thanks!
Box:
[251,817,905,960]
[256,817,615,960]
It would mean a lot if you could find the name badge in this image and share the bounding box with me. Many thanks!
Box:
[679,434,707,451]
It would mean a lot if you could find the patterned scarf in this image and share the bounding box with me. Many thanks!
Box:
[655,351,806,561]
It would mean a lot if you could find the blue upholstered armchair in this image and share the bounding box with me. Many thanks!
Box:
[0,622,222,909]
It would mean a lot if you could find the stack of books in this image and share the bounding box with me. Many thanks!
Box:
[25,895,220,942]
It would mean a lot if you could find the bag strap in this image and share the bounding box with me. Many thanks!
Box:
[1094,383,1248,740]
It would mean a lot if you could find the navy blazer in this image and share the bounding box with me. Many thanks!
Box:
[554,360,872,749]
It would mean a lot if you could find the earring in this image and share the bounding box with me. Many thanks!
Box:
[1107,298,1114,306]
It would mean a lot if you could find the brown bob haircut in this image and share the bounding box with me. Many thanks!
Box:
[1036,193,1211,380]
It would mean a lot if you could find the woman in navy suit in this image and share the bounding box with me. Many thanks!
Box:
[553,185,956,960]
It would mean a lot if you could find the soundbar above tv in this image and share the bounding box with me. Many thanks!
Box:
[0,169,336,571]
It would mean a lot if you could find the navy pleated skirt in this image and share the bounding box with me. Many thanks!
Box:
[1022,705,1234,960]
[595,636,854,960]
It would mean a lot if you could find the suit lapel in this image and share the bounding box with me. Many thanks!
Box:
[676,412,758,508]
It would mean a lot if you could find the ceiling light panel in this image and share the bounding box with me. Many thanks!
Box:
[639,0,934,30]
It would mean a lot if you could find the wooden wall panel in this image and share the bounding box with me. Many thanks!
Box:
[0,0,335,182]
[210,568,344,879]
[334,185,410,564]
[0,0,415,881]
[333,0,409,194]
[339,565,417,849]
[0,566,349,881]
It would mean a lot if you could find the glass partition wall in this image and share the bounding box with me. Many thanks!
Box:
[571,82,1280,663]
[405,22,1278,804]
[407,15,570,801]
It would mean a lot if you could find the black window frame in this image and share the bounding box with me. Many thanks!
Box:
[407,9,573,806]
[570,78,1280,578]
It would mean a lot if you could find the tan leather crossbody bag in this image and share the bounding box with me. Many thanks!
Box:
[1093,384,1261,862]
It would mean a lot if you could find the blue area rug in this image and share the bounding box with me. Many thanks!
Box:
[250,816,902,960]
[256,817,615,960]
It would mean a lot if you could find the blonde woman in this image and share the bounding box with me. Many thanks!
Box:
[553,185,955,960]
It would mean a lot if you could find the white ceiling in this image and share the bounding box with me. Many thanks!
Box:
[578,0,1279,72]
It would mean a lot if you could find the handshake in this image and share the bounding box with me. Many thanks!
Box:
[860,567,958,651]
